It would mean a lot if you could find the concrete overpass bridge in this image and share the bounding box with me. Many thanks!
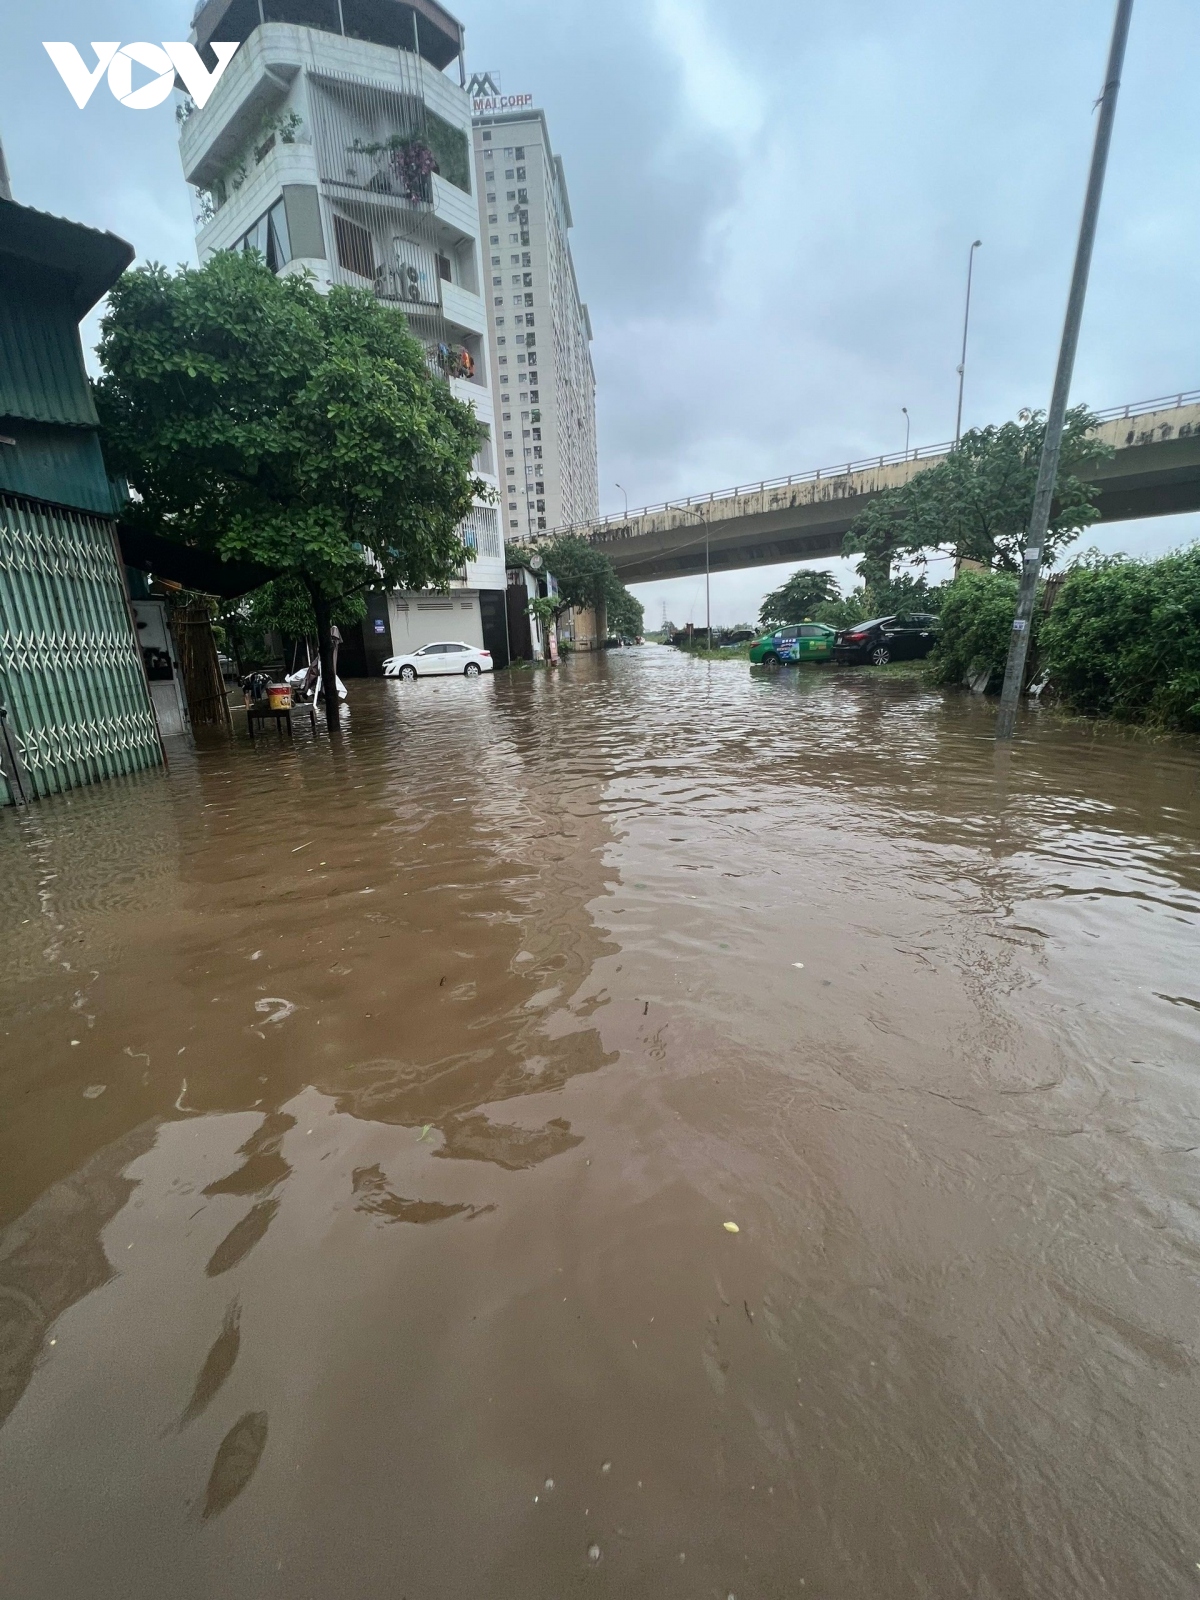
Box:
[531,391,1200,584]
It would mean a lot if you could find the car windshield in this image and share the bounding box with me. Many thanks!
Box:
[847,616,895,632]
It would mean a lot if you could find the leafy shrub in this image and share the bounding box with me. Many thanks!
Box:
[930,569,1038,687]
[1040,547,1200,729]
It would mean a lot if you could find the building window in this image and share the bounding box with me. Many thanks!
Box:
[491,254,500,265]
[524,293,535,307]
[493,296,503,306]
[485,170,494,180]
[503,430,512,439]
[492,276,501,287]
[523,272,533,287]
[505,169,514,179]
[486,192,496,203]
[504,147,514,157]
[499,355,508,365]
[482,130,492,141]
[515,146,525,158]
[238,197,291,273]
[506,190,515,201]
[437,254,452,282]
[497,337,506,347]
[516,166,526,180]
[510,519,518,527]
[512,295,523,306]
[333,213,374,279]
[538,517,546,529]
[510,254,520,265]
[522,253,531,266]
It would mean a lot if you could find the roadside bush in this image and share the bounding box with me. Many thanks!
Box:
[930,569,1038,687]
[1040,547,1200,730]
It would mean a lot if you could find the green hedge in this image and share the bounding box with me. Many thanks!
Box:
[1040,548,1200,730]
[425,112,471,193]
[929,569,1038,687]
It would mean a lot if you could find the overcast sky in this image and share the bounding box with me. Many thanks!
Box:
[3,0,1198,627]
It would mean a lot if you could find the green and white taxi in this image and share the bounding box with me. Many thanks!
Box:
[748,623,837,667]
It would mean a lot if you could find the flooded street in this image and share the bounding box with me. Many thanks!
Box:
[1,646,1199,1599]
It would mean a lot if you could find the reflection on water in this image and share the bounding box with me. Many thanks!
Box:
[0,650,1198,1598]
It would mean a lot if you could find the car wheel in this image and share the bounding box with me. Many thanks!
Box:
[761,651,781,668]
[869,645,891,666]
[464,662,481,677]
[399,664,417,681]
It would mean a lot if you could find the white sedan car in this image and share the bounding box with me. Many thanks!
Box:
[382,641,494,680]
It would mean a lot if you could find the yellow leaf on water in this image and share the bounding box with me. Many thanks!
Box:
[723,1221,740,1234]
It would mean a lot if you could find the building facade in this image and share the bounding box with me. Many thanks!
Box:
[471,104,598,545]
[178,0,506,664]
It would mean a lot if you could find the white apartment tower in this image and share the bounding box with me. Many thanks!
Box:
[177,0,510,667]
[470,103,598,541]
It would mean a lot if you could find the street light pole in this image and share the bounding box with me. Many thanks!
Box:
[902,406,911,458]
[996,0,1134,740]
[954,240,982,447]
[616,482,628,519]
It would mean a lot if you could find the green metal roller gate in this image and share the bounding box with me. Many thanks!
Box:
[0,491,162,804]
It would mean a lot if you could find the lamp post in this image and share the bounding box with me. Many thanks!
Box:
[954,240,982,447]
[902,406,911,459]
[615,482,628,519]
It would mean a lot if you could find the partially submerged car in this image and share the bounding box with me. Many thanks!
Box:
[833,614,940,666]
[382,641,493,679]
[749,623,837,667]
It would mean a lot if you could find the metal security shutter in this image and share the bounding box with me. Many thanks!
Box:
[0,492,162,801]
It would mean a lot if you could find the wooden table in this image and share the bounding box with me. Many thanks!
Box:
[246,701,317,738]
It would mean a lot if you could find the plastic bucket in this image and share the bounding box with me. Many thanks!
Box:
[267,683,292,712]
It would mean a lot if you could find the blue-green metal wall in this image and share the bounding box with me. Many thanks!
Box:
[0,492,162,802]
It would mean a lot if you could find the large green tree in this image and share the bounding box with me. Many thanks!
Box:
[95,251,485,728]
[846,406,1109,589]
[758,568,840,627]
[535,534,641,644]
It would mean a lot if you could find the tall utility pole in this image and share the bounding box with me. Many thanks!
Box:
[902,406,911,458]
[996,0,1134,740]
[954,240,982,446]
[674,504,712,644]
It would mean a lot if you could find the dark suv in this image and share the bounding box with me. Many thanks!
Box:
[833,614,940,665]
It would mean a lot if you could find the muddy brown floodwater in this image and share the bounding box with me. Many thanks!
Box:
[1,648,1199,1598]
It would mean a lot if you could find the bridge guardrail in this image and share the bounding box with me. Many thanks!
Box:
[537,388,1200,544]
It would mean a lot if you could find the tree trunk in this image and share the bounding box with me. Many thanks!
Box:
[308,583,341,732]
